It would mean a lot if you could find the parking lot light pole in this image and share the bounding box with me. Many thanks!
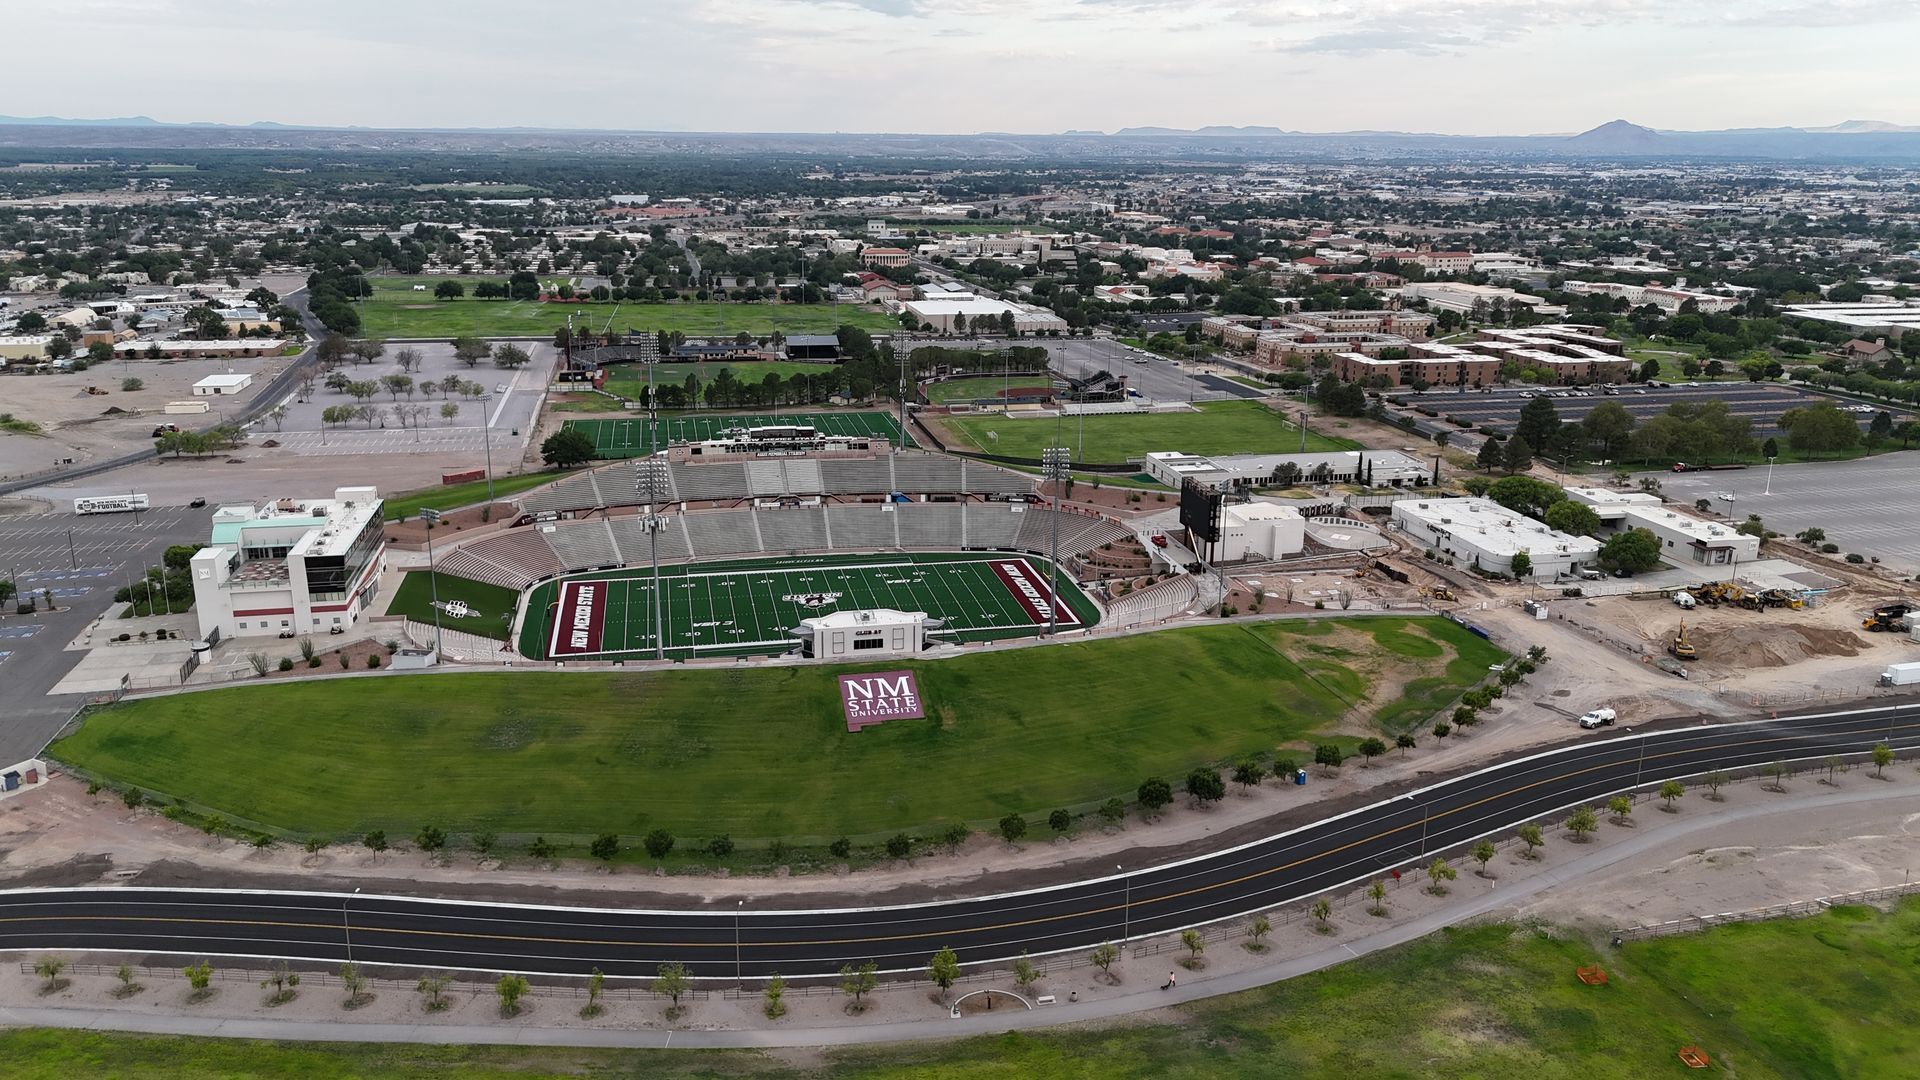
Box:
[479,393,496,506]
[1763,455,1776,496]
[421,508,445,658]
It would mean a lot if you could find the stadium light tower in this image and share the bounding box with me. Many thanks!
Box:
[1042,446,1071,636]
[637,456,670,661]
[420,507,445,659]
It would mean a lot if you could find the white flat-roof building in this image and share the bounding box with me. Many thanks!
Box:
[189,487,389,641]
[1391,497,1601,581]
[1564,486,1758,567]
[1780,302,1920,338]
[794,607,927,659]
[901,295,1068,334]
[192,372,254,396]
[1143,450,1432,490]
[1216,501,1306,561]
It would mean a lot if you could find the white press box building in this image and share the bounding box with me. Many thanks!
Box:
[190,486,389,640]
[793,608,929,659]
[1391,497,1601,580]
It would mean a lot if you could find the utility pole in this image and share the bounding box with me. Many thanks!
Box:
[421,508,445,658]
[1043,446,1070,636]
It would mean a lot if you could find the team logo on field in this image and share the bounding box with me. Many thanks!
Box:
[433,599,476,619]
[783,591,842,609]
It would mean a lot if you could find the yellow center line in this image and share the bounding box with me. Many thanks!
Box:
[8,719,1908,953]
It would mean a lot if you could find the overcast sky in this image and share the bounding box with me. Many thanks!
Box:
[8,0,1917,135]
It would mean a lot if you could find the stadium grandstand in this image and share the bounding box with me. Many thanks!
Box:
[519,451,1035,515]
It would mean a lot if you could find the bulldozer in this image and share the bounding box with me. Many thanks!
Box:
[1425,585,1457,602]
[1864,604,1913,633]
[1758,588,1802,611]
[1668,619,1699,662]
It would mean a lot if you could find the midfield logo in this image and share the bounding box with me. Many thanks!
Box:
[783,591,843,609]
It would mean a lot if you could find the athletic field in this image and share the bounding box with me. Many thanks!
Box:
[562,410,912,459]
[519,551,1097,660]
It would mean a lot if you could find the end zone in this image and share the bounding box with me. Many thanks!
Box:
[548,579,608,657]
[989,558,1081,627]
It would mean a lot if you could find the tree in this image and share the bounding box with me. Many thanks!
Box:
[1432,722,1452,740]
[493,343,531,369]
[1476,437,1503,471]
[1012,952,1040,995]
[1471,840,1497,876]
[1048,808,1072,832]
[363,829,388,856]
[1702,771,1729,800]
[1137,776,1173,816]
[642,828,674,860]
[1366,879,1388,915]
[1762,436,1779,458]
[260,960,300,1004]
[927,946,961,999]
[1873,742,1895,778]
[114,963,140,998]
[763,973,787,1019]
[1089,941,1119,979]
[1761,760,1789,790]
[541,428,597,469]
[415,825,447,853]
[34,956,66,993]
[1501,433,1534,474]
[452,336,490,367]
[1509,551,1533,579]
[1515,395,1562,453]
[1247,914,1272,950]
[380,373,413,400]
[1597,528,1662,573]
[496,973,529,1016]
[1544,500,1602,537]
[338,962,369,1006]
[183,961,213,993]
[1185,766,1226,805]
[1232,758,1266,790]
[1098,797,1127,825]
[1565,805,1598,841]
[707,834,735,857]
[652,962,689,1008]
[839,961,878,1008]
[998,812,1028,843]
[1395,732,1417,755]
[1425,857,1457,895]
[1181,928,1205,961]
[884,833,912,858]
[1314,744,1344,772]
[1517,823,1544,858]
[434,280,464,300]
[1310,897,1333,929]
[1580,400,1636,459]
[1357,737,1387,767]
[348,338,386,366]
[394,346,423,372]
[440,402,460,425]
[1777,402,1861,455]
[415,972,452,1012]
[1659,779,1686,810]
[590,833,620,861]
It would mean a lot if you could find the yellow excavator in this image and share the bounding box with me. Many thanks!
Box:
[1669,618,1699,662]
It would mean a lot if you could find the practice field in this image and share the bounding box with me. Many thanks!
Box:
[942,400,1356,463]
[53,617,1501,843]
[519,552,1098,660]
[925,375,1055,405]
[562,409,912,458]
[355,278,894,339]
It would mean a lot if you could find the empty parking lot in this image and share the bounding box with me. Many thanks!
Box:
[1659,450,1920,572]
[1401,383,1906,442]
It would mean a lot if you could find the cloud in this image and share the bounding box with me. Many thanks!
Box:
[1274,26,1489,55]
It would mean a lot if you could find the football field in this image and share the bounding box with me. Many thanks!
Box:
[519,551,1097,660]
[562,410,913,459]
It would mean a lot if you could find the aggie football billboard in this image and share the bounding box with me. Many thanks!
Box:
[839,670,925,732]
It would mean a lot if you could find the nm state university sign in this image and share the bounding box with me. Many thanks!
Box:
[838,670,925,732]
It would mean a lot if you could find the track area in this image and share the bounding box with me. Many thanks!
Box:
[8,704,1917,980]
[519,552,1097,660]
[562,411,911,458]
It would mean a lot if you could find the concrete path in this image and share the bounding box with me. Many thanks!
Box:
[4,779,1917,1050]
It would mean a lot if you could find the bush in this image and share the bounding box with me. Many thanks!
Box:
[1821,543,1839,553]
[884,833,912,859]
[828,836,852,859]
[1846,553,1865,564]
[1048,808,1072,832]
[277,657,294,671]
[706,834,735,858]
[366,654,381,668]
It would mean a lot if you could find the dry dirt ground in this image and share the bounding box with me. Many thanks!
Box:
[7,774,1917,1037]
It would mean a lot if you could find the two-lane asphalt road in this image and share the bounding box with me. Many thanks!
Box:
[4,703,1915,979]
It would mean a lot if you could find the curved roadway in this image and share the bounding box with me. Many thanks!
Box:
[3,703,1915,980]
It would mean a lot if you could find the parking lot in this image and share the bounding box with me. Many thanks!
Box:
[1401,382,1905,442]
[265,340,552,457]
[1659,450,1920,573]
[915,336,1257,404]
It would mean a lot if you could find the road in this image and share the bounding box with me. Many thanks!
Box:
[914,335,1254,404]
[4,702,1915,979]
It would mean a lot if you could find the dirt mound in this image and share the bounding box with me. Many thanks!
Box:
[1686,623,1871,668]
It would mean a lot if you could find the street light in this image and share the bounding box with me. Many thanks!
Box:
[1763,455,1776,496]
[1118,863,1131,943]
[735,899,745,986]
[342,886,361,963]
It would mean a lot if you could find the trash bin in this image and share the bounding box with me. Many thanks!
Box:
[1294,768,1308,786]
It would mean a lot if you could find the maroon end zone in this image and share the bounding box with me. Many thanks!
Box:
[548,579,608,657]
[989,559,1081,627]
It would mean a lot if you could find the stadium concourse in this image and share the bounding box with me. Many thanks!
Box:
[420,447,1138,661]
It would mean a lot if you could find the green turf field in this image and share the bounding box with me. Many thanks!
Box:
[925,374,1055,405]
[5,899,1913,1078]
[561,410,911,458]
[943,400,1357,464]
[380,470,569,521]
[387,571,520,641]
[52,617,1499,843]
[602,361,838,401]
[355,278,894,339]
[519,552,1098,660]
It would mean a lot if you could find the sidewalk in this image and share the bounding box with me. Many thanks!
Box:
[6,780,1917,1049]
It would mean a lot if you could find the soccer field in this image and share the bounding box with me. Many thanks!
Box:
[519,551,1097,660]
[561,410,913,458]
[942,399,1357,463]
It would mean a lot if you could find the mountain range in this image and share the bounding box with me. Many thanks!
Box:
[3,116,1919,161]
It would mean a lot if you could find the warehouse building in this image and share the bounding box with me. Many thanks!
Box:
[1391,497,1601,581]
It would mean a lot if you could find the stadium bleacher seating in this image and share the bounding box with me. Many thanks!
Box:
[818,457,894,495]
[756,507,830,552]
[518,452,1035,512]
[668,461,750,502]
[824,505,899,550]
[894,503,959,548]
[684,510,764,557]
[962,503,1025,549]
[890,453,964,493]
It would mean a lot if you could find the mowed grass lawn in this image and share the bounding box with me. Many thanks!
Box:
[603,360,837,400]
[381,470,572,521]
[10,902,1914,1078]
[944,400,1357,464]
[926,375,1055,405]
[53,618,1495,843]
[355,278,894,339]
[386,571,520,641]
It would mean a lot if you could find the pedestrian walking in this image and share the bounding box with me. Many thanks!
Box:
[1161,970,1176,990]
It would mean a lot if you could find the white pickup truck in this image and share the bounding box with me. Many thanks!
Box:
[1578,707,1617,729]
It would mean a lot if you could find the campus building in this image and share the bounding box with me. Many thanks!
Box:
[189,487,389,641]
[1143,450,1432,490]
[1562,487,1759,566]
[1390,497,1601,581]
[1215,501,1307,561]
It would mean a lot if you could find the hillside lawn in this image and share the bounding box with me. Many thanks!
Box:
[8,900,1912,1078]
[943,400,1357,464]
[354,278,894,339]
[51,617,1500,845]
[380,470,570,522]
[385,571,520,641]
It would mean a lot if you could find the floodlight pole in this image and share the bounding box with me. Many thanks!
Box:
[480,393,496,506]
[422,508,445,658]
[1043,446,1070,636]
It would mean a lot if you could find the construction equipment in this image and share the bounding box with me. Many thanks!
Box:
[1864,604,1912,633]
[1757,588,1801,611]
[1425,585,1456,602]
[1669,619,1699,662]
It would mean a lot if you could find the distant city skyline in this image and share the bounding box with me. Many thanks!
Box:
[8,0,1917,137]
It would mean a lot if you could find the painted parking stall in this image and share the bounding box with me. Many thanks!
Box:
[988,558,1081,627]
[547,580,608,657]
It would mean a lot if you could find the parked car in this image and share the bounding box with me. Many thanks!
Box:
[188,497,207,508]
[1151,534,1169,548]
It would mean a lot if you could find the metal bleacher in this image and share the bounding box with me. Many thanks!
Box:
[824,504,899,550]
[962,503,1026,549]
[818,457,895,495]
[894,503,960,548]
